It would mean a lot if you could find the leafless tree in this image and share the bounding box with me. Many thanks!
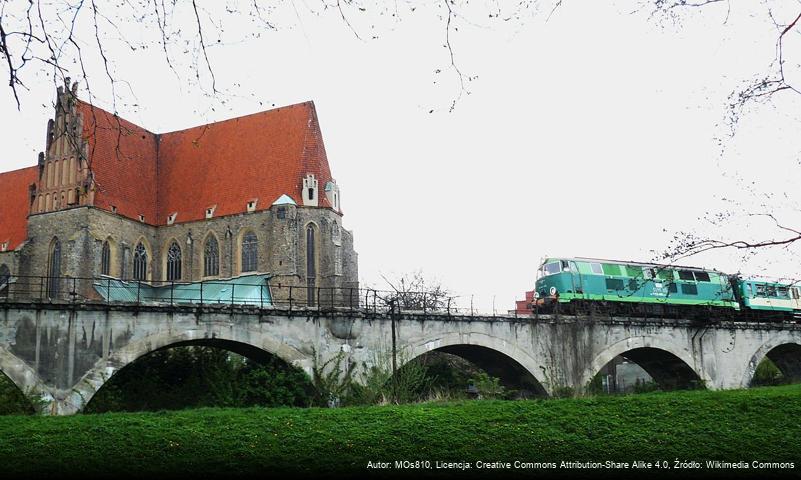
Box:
[377,270,452,312]
[646,1,801,133]
[637,1,801,269]
[5,1,800,268]
[0,0,543,113]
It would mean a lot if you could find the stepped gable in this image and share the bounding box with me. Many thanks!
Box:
[78,101,159,223]
[155,101,334,224]
[0,166,38,250]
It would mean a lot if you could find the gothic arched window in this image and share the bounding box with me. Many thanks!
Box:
[101,240,111,276]
[204,235,219,277]
[241,232,258,273]
[47,238,61,298]
[167,241,182,281]
[306,225,317,306]
[133,242,148,281]
[0,264,9,297]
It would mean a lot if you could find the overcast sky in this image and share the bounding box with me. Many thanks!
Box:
[2,1,801,312]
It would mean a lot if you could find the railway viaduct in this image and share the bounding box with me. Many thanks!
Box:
[1,300,800,415]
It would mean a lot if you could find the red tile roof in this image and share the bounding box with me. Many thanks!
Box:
[78,101,159,223]
[155,101,333,224]
[0,166,38,250]
[79,100,333,225]
[1,100,335,243]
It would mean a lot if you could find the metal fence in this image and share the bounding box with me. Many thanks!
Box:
[0,274,489,316]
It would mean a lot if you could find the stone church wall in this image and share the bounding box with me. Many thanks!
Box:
[16,202,358,303]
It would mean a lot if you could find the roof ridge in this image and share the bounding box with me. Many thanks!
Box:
[76,98,316,137]
[153,101,315,136]
[77,99,157,136]
[0,165,39,176]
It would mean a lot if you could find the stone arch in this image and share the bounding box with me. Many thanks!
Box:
[396,332,551,396]
[67,326,315,415]
[581,336,709,391]
[132,236,153,281]
[743,334,801,387]
[0,346,52,413]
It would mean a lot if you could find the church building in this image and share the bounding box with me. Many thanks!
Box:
[0,80,358,305]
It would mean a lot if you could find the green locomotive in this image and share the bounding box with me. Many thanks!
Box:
[534,257,801,320]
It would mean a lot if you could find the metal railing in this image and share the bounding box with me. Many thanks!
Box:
[1,275,800,327]
[0,274,479,316]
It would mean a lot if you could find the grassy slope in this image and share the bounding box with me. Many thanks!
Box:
[1,385,800,477]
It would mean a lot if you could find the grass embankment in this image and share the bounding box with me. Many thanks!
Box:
[1,385,800,477]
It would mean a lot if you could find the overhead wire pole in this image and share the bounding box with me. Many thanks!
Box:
[390,297,398,404]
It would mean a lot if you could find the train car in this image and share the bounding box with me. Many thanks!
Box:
[534,257,740,313]
[736,278,801,317]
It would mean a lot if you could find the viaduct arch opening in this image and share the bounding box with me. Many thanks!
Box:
[750,343,801,387]
[83,339,316,413]
[590,347,704,394]
[393,344,548,400]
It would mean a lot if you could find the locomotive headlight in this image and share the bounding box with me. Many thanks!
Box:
[549,286,557,296]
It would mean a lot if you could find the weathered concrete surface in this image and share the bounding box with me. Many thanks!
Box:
[1,303,800,415]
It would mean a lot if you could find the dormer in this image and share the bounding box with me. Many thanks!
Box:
[205,205,217,219]
[302,174,318,207]
[167,212,178,225]
[246,198,258,213]
[324,180,341,212]
[0,242,7,252]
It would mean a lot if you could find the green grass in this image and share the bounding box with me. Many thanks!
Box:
[2,385,801,477]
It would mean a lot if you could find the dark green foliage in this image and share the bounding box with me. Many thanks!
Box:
[0,373,34,415]
[311,351,452,406]
[633,379,661,394]
[587,372,702,396]
[85,346,314,413]
[587,372,604,395]
[551,386,575,398]
[1,385,800,477]
[422,351,481,396]
[752,357,785,386]
[385,355,435,404]
[468,372,506,399]
[310,350,354,407]
[311,351,491,406]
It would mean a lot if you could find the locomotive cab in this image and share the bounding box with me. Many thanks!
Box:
[535,258,581,305]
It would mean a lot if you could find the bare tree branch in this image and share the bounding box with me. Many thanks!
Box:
[191,0,217,94]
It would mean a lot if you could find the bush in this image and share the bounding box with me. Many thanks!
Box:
[752,357,784,386]
[0,374,35,415]
[469,372,506,400]
[633,379,661,394]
